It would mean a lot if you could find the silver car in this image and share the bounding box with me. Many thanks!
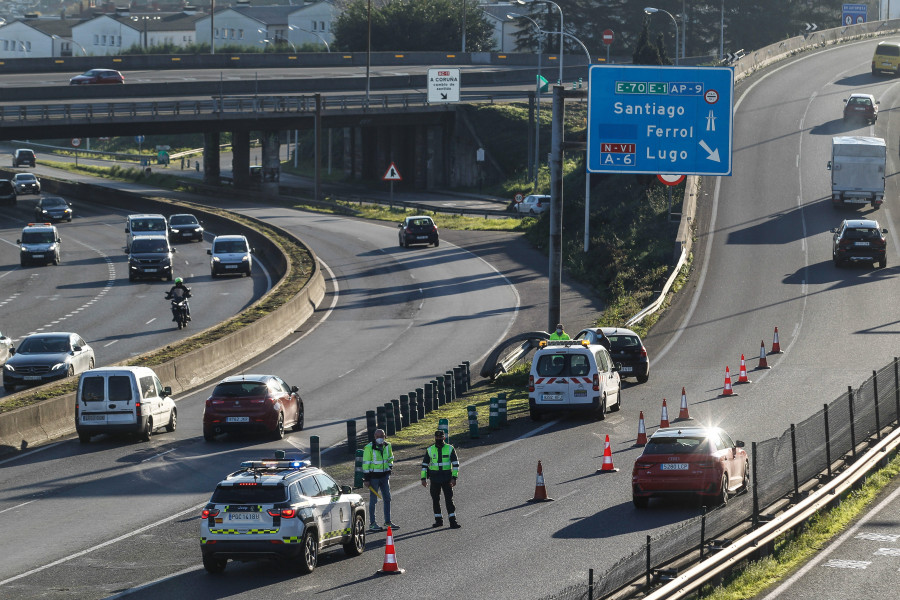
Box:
[3,332,95,392]
[0,331,12,367]
[515,194,549,215]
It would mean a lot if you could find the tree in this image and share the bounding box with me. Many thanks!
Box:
[631,17,661,65]
[333,0,496,52]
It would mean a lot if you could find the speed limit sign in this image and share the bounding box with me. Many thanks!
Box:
[514,193,524,203]
[71,138,81,147]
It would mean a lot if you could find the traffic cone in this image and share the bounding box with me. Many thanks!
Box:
[376,526,405,574]
[677,387,691,421]
[720,366,737,396]
[756,340,770,369]
[770,327,783,354]
[527,460,554,502]
[635,411,648,446]
[597,434,618,473]
[736,354,751,384]
[659,399,670,428]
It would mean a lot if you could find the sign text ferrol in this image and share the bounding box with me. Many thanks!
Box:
[586,65,734,176]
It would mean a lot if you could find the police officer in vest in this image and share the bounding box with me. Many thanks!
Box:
[549,323,570,340]
[421,429,461,529]
[362,428,397,532]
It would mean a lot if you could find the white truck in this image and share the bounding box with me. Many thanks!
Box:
[827,136,885,209]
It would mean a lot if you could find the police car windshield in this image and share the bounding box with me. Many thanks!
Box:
[211,484,287,504]
[131,239,168,253]
[21,231,55,244]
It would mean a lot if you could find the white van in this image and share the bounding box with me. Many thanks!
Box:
[528,340,622,421]
[75,366,177,443]
[126,214,168,249]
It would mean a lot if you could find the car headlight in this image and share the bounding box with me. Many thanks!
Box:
[170,228,180,233]
[211,256,220,262]
[20,247,26,253]
[41,209,49,214]
[242,255,249,262]
[64,209,71,214]
[4,364,15,372]
[51,363,67,371]
[49,243,58,251]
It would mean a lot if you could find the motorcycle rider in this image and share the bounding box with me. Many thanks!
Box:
[165,277,191,322]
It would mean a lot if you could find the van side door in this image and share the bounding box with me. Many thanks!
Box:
[138,375,161,425]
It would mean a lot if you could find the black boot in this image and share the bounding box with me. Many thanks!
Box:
[449,519,461,529]
[431,519,443,528]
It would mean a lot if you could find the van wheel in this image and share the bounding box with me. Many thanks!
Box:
[611,387,622,411]
[203,555,227,574]
[165,409,177,433]
[296,529,318,574]
[141,418,153,442]
[272,413,285,440]
[343,513,366,557]
[597,394,607,420]
[529,407,542,421]
[78,432,91,443]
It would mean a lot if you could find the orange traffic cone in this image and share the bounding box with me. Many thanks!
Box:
[376,526,406,574]
[770,327,783,354]
[736,354,751,384]
[597,434,618,473]
[756,340,770,369]
[720,366,737,396]
[677,387,691,421]
[635,411,648,446]
[659,399,670,428]
[527,460,554,502]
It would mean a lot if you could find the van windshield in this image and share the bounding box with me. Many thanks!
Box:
[132,219,166,232]
[214,240,248,253]
[21,231,55,244]
[131,238,169,253]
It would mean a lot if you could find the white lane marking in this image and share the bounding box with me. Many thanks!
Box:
[823,559,870,569]
[104,340,118,347]
[146,318,156,325]
[0,500,35,515]
[140,449,175,463]
[0,441,65,466]
[761,477,900,598]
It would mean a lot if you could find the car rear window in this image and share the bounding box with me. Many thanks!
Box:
[607,335,640,349]
[211,484,288,504]
[535,352,591,377]
[108,376,133,401]
[644,436,708,455]
[847,97,872,106]
[408,219,434,228]
[877,44,900,57]
[844,227,879,240]
[81,376,106,402]
[212,381,268,397]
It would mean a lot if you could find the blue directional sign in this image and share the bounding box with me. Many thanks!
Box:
[587,65,734,176]
[842,3,867,26]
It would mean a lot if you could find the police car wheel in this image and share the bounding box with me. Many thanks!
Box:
[203,555,227,574]
[297,529,318,574]
[343,513,366,557]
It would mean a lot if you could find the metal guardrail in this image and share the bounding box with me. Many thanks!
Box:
[625,247,687,328]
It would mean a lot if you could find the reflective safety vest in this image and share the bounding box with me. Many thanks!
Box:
[362,442,394,475]
[549,331,570,340]
[421,444,459,479]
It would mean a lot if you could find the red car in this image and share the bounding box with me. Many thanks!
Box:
[632,426,749,508]
[203,374,304,441]
[69,68,125,85]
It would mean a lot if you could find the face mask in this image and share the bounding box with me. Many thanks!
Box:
[375,438,385,445]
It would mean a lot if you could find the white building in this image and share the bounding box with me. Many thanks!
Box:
[0,16,87,58]
[480,3,525,53]
[72,11,201,56]
[194,2,336,52]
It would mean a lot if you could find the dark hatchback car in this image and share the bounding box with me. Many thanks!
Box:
[398,215,439,248]
[203,374,304,441]
[0,179,15,205]
[168,213,204,242]
[13,149,36,168]
[832,219,887,268]
[34,196,73,222]
[575,327,649,383]
[69,68,125,85]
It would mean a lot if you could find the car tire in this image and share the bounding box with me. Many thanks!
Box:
[633,496,649,509]
[166,409,177,433]
[529,209,536,215]
[398,236,403,248]
[202,555,227,574]
[434,238,439,247]
[529,406,542,421]
[272,413,285,440]
[611,386,622,411]
[66,365,75,378]
[166,272,173,282]
[343,513,366,557]
[203,428,216,442]
[244,269,251,277]
[714,473,729,506]
[292,403,305,432]
[597,394,607,420]
[53,254,60,266]
[88,358,94,370]
[878,257,887,268]
[19,260,27,268]
[637,372,649,384]
[140,418,153,442]
[129,272,136,281]
[740,462,750,493]
[210,269,217,278]
[296,529,318,574]
[78,432,91,444]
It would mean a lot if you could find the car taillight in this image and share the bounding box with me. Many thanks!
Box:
[135,401,142,418]
[251,398,266,404]
[201,508,220,519]
[839,239,852,248]
[208,399,224,405]
[635,462,652,469]
[640,346,647,358]
[593,374,600,392]
[268,508,296,518]
[536,200,542,207]
[528,375,535,392]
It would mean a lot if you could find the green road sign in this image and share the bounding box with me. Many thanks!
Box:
[537,75,549,93]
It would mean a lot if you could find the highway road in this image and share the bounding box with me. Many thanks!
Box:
[0,187,270,399]
[1,36,900,599]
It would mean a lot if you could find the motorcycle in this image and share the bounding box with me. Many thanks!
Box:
[170,297,190,330]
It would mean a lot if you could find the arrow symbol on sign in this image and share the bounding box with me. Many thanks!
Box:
[699,140,721,162]
[441,92,447,99]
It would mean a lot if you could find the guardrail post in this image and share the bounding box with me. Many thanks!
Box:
[391,398,402,432]
[498,393,508,426]
[699,506,707,558]
[463,360,471,389]
[468,405,479,438]
[400,395,410,428]
[384,402,396,436]
[310,435,320,467]
[346,419,357,455]
[415,387,424,418]
[895,357,899,426]
[408,392,419,424]
[872,370,881,441]
[645,535,651,588]
[456,365,466,394]
[489,397,500,429]
[824,404,832,480]
[752,441,759,528]
[425,381,435,412]
[849,386,857,461]
[436,376,446,406]
[354,449,365,488]
[366,410,377,443]
[446,370,456,401]
[376,405,387,432]
[790,424,799,500]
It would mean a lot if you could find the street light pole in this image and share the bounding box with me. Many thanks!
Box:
[518,0,563,85]
[508,13,544,190]
[644,7,679,65]
[366,0,372,104]
[720,0,725,61]
[461,0,467,52]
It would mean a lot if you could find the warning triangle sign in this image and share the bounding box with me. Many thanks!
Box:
[383,162,402,181]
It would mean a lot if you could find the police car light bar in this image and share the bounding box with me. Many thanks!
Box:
[239,459,310,470]
[541,340,590,348]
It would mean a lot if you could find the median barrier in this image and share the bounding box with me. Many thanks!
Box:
[0,174,324,455]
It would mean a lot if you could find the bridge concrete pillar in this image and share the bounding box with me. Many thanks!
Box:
[261,130,281,191]
[426,125,446,190]
[231,130,251,189]
[203,132,220,185]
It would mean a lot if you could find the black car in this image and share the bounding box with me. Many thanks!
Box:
[575,327,650,383]
[398,215,439,248]
[126,235,175,281]
[13,149,35,168]
[168,213,204,242]
[0,179,15,206]
[832,219,887,268]
[13,173,40,195]
[34,196,73,222]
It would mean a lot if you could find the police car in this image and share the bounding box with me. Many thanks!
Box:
[17,223,61,267]
[200,453,366,574]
